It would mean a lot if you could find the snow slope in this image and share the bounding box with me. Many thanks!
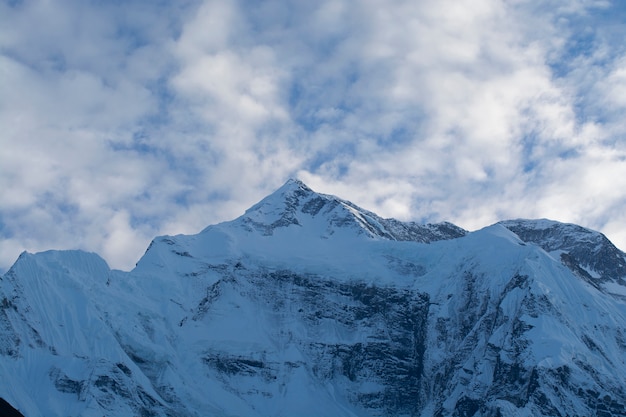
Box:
[1,179,626,416]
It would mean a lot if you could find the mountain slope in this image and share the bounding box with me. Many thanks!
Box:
[1,180,626,416]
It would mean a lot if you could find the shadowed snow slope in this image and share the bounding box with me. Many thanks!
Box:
[1,180,626,416]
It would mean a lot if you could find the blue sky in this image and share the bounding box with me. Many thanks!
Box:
[2,0,626,271]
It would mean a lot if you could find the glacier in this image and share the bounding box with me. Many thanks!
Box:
[1,179,626,416]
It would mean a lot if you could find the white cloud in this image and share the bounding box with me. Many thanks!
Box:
[2,0,626,272]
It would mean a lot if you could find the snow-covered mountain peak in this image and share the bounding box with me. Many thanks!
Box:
[229,179,467,242]
[500,218,600,246]
[134,179,467,278]
[5,184,626,417]
[237,178,330,233]
[2,250,111,291]
[500,219,626,296]
[243,178,313,216]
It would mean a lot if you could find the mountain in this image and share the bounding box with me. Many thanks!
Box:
[1,179,626,416]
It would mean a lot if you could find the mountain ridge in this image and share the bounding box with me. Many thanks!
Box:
[2,179,626,416]
[205,178,467,242]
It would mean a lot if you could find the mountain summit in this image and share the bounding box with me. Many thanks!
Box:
[232,179,466,241]
[2,180,626,416]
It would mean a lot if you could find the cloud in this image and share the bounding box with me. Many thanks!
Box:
[2,0,626,271]
[0,0,183,269]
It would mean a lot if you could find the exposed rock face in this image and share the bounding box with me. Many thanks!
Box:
[1,180,626,416]
[0,398,25,417]
[500,219,626,294]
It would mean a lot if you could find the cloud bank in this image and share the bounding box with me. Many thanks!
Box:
[2,0,626,270]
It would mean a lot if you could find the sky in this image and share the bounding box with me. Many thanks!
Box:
[2,0,626,272]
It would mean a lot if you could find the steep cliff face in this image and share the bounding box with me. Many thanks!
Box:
[1,180,626,416]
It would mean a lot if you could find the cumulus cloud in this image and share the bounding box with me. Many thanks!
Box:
[1,0,626,271]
